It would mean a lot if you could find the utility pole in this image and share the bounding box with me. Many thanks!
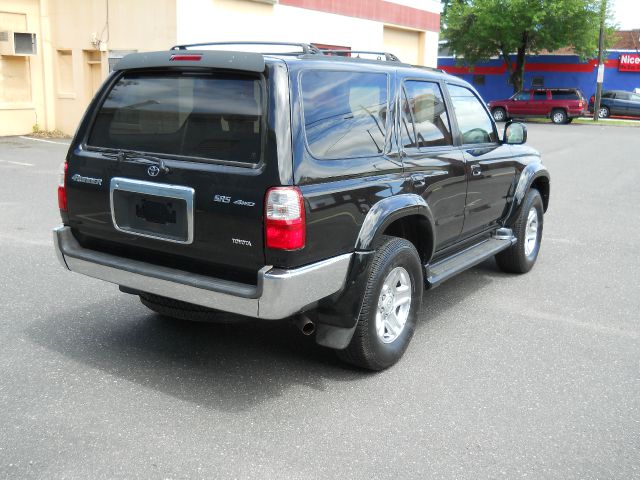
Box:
[593,0,607,121]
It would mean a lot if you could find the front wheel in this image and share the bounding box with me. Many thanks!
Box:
[598,106,610,118]
[495,189,544,273]
[338,237,423,370]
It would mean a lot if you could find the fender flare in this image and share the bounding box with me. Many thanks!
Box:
[505,163,550,224]
[355,194,436,259]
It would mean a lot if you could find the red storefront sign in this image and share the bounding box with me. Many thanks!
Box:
[619,54,640,72]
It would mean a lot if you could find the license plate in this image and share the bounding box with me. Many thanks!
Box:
[110,177,195,244]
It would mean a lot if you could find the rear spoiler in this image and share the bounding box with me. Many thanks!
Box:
[113,50,266,73]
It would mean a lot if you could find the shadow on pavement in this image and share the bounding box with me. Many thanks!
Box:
[27,258,507,412]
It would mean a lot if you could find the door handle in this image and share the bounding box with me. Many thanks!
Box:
[411,173,426,188]
[471,165,482,176]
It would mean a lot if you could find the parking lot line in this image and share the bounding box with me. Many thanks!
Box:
[18,135,69,145]
[0,159,34,167]
[8,160,34,166]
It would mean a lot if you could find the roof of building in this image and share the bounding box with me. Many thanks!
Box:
[612,30,640,50]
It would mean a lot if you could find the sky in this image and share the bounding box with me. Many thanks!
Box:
[611,0,640,29]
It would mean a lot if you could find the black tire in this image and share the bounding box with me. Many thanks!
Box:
[492,107,507,122]
[551,109,567,124]
[139,293,248,323]
[495,189,544,274]
[598,106,610,118]
[337,237,423,371]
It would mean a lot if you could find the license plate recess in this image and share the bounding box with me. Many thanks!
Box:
[110,177,195,244]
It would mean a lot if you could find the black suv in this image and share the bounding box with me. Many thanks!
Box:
[53,42,550,370]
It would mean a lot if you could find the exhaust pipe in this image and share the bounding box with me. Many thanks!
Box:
[293,315,316,336]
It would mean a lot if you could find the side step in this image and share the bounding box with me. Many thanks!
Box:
[425,231,516,288]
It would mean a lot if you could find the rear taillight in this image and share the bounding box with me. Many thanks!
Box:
[58,162,67,211]
[265,186,305,250]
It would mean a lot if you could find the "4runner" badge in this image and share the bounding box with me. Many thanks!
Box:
[71,174,102,186]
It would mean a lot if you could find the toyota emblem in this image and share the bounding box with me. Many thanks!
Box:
[147,165,160,177]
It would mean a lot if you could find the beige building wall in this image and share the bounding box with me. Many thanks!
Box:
[176,0,438,66]
[47,0,176,134]
[0,0,48,136]
[176,0,382,53]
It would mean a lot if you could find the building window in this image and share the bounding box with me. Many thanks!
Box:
[473,75,486,86]
[532,76,544,87]
[56,50,74,96]
[312,43,351,56]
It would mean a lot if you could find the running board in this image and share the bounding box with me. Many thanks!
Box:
[426,232,516,288]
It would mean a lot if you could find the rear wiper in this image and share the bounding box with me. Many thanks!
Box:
[102,150,170,174]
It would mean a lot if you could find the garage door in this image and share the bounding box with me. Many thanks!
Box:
[383,26,422,65]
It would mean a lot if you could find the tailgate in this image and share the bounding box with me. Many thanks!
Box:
[65,66,279,283]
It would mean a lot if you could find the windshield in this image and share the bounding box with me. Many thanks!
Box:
[87,72,264,164]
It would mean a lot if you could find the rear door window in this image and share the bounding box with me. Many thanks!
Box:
[448,84,498,145]
[88,72,264,164]
[533,90,547,101]
[401,80,452,149]
[300,70,388,159]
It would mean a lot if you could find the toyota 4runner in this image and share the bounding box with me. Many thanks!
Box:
[53,42,550,370]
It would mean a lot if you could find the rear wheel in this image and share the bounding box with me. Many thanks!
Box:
[598,106,610,118]
[551,109,567,124]
[495,189,544,274]
[338,237,423,371]
[492,107,507,122]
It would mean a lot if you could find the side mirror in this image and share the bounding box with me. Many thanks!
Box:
[503,122,527,145]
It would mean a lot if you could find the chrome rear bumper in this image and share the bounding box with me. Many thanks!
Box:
[53,226,352,319]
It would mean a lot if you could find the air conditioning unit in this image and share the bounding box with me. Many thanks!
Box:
[0,31,37,56]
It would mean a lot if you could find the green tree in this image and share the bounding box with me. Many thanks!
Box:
[442,0,612,93]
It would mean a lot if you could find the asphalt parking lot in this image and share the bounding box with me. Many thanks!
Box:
[1,124,638,479]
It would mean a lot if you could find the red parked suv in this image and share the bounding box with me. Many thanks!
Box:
[489,88,586,124]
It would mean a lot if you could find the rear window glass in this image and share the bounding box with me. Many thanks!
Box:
[87,72,263,164]
[300,70,388,159]
[551,90,580,100]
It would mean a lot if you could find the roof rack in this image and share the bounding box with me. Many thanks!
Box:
[320,50,401,62]
[413,65,446,74]
[170,41,322,56]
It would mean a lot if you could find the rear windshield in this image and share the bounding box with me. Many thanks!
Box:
[87,72,263,164]
[551,90,581,100]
